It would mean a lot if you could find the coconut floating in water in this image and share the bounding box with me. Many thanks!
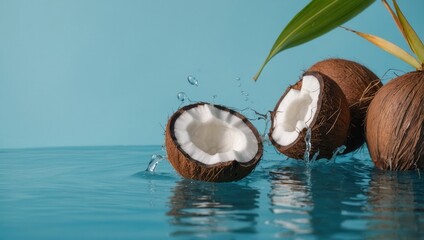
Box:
[308,58,382,153]
[366,71,424,170]
[269,72,351,160]
[165,102,263,182]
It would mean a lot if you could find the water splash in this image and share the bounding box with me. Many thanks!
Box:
[310,151,319,162]
[259,111,272,143]
[238,107,270,143]
[329,145,347,162]
[146,154,165,172]
[303,128,312,162]
[187,75,198,86]
[177,92,188,102]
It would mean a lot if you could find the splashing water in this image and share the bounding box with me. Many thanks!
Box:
[303,128,313,162]
[261,112,271,143]
[146,154,165,172]
[177,92,188,102]
[329,145,347,162]
[310,150,319,162]
[239,107,270,141]
[187,75,198,86]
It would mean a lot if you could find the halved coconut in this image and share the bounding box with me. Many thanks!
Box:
[165,102,263,182]
[308,58,382,153]
[269,72,351,160]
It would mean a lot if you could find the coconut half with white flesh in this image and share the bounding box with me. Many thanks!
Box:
[269,72,351,160]
[165,102,263,182]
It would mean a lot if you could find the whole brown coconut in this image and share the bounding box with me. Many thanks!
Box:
[165,102,263,182]
[269,72,351,160]
[309,58,382,153]
[366,71,424,170]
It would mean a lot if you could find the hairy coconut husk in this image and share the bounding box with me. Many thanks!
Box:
[366,71,424,170]
[165,102,263,182]
[269,72,351,160]
[309,58,382,153]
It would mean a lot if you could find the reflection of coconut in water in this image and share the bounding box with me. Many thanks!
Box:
[269,168,313,236]
[366,71,424,170]
[165,102,263,182]
[167,180,259,236]
[367,171,421,239]
[308,58,382,153]
[269,72,351,160]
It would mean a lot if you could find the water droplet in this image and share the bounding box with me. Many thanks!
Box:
[241,91,249,96]
[187,75,198,86]
[146,154,164,172]
[177,92,188,102]
[235,77,242,87]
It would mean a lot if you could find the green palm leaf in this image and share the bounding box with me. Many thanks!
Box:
[393,0,424,64]
[254,0,375,81]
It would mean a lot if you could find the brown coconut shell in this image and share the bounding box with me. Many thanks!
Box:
[366,71,424,170]
[309,58,382,153]
[269,72,351,160]
[165,102,263,182]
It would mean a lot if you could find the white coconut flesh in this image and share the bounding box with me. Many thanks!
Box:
[272,75,320,146]
[174,104,259,165]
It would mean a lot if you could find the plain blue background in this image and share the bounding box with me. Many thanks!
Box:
[1,0,423,149]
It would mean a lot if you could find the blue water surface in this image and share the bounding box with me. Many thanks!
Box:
[1,145,423,239]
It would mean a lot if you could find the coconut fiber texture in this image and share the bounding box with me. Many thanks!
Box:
[366,71,424,170]
[165,102,263,182]
[309,58,382,153]
[269,72,351,160]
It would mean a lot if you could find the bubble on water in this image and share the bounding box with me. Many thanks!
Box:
[187,75,198,86]
[146,154,164,172]
[177,92,188,102]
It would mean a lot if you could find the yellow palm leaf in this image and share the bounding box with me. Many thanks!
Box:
[341,26,421,70]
